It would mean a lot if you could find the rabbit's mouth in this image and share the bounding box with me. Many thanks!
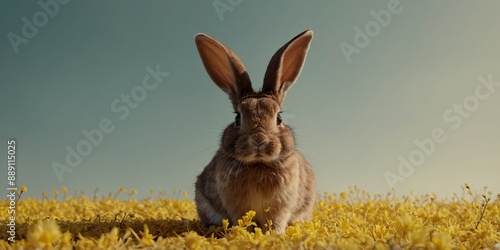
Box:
[235,139,282,164]
[252,152,270,161]
[239,153,276,164]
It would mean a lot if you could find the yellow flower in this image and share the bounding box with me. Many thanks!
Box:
[61,186,68,194]
[140,224,155,247]
[97,227,119,248]
[222,219,230,231]
[27,219,62,248]
[394,212,421,235]
[20,185,27,192]
[60,232,72,247]
[238,210,257,228]
[340,192,347,199]
[130,189,138,195]
[430,231,454,250]
[183,231,204,250]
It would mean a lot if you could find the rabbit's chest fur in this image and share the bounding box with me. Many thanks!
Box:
[216,158,301,216]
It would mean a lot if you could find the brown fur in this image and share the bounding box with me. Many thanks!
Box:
[194,30,316,233]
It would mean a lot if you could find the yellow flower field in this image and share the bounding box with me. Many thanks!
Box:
[1,185,499,249]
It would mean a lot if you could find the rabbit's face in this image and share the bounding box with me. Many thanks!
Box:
[226,96,294,164]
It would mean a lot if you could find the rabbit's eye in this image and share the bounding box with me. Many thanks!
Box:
[234,113,241,127]
[277,112,283,126]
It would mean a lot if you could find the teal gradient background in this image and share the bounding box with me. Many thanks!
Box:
[1,1,499,199]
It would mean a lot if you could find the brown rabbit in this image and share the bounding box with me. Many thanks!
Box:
[194,30,316,234]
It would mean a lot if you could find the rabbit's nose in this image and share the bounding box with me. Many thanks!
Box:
[250,135,269,151]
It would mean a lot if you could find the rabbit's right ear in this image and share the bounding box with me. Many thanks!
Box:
[195,34,254,105]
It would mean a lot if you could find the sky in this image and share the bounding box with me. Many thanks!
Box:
[1,1,499,200]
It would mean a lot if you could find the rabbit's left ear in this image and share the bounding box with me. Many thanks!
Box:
[262,30,313,104]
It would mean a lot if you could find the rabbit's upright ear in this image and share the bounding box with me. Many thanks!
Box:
[262,30,313,104]
[195,34,254,105]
